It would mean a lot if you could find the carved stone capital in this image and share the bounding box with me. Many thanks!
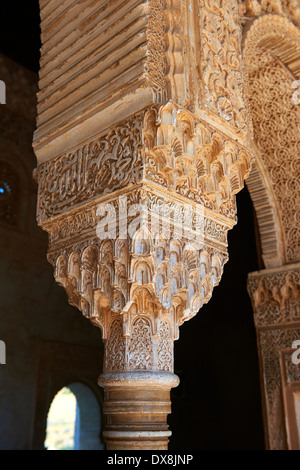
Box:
[35,0,254,450]
[36,103,253,377]
[248,263,300,328]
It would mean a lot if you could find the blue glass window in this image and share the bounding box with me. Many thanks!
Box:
[0,163,19,226]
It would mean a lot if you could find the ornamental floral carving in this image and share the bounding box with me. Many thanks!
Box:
[128,318,153,370]
[248,265,300,327]
[104,318,125,372]
[157,321,173,372]
[145,0,167,103]
[244,19,300,264]
[199,0,249,132]
[35,112,144,224]
[244,16,300,448]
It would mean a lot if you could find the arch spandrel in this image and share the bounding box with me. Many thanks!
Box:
[244,15,300,268]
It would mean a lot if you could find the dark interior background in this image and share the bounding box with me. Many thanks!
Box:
[0,2,41,74]
[0,1,265,450]
[169,187,265,450]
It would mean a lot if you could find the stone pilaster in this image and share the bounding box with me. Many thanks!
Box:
[248,263,300,449]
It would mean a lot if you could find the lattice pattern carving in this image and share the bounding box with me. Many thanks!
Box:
[145,0,167,102]
[128,318,153,370]
[104,318,125,373]
[157,320,173,372]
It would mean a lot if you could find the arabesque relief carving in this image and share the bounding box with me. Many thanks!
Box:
[199,0,249,132]
[35,112,144,223]
[145,0,168,102]
[245,47,300,264]
[37,103,252,225]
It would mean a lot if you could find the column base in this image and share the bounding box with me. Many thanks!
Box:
[98,371,179,451]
